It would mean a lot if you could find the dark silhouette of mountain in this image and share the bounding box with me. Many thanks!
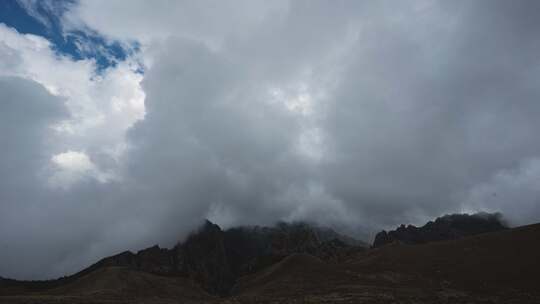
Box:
[373,212,508,247]
[2,215,540,303]
[179,220,367,294]
[0,220,364,298]
[232,253,357,298]
[229,222,540,303]
[172,220,366,294]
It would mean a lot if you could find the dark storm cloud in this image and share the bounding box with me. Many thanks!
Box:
[0,76,68,278]
[123,38,312,233]
[321,0,540,227]
[121,0,540,233]
[0,77,68,202]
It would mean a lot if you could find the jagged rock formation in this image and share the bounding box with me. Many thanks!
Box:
[373,212,508,247]
[62,220,365,296]
[175,220,234,295]
[3,219,540,303]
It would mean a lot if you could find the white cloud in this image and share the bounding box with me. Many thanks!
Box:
[52,151,95,172]
[64,0,288,46]
[0,23,145,175]
[0,23,146,278]
[49,151,115,188]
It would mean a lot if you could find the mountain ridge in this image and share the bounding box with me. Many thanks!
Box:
[1,220,365,296]
[373,212,508,247]
[3,213,539,303]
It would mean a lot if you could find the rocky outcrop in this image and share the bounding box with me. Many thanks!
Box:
[174,220,234,295]
[222,222,365,280]
[73,220,364,296]
[135,245,174,274]
[373,212,508,247]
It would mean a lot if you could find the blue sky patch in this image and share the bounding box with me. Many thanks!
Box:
[0,0,133,71]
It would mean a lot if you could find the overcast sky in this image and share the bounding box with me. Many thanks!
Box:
[1,0,540,279]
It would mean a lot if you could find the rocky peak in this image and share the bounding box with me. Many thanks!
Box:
[61,219,364,296]
[373,212,508,248]
[174,220,233,295]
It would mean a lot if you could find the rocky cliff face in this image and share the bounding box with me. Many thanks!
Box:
[174,220,234,295]
[86,220,364,296]
[373,212,508,248]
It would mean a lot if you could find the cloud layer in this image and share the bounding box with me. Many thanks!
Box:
[1,0,540,279]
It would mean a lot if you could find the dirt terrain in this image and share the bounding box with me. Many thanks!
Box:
[227,223,540,303]
[1,223,539,303]
[0,267,214,304]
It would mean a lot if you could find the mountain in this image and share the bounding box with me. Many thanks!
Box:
[229,222,540,303]
[0,220,364,298]
[2,215,540,303]
[47,267,212,302]
[232,253,357,298]
[0,267,213,303]
[178,220,366,294]
[373,212,508,247]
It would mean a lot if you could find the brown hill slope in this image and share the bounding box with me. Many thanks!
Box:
[232,253,356,297]
[2,222,539,303]
[351,223,540,293]
[50,267,211,299]
[0,267,214,304]
[229,223,540,303]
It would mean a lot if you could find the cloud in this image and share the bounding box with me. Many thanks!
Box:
[0,76,67,178]
[15,0,66,29]
[98,0,540,231]
[0,23,145,174]
[122,38,309,233]
[63,0,289,45]
[2,0,540,279]
[464,158,540,226]
[49,150,116,188]
[318,0,540,227]
[0,76,69,278]
[0,24,145,279]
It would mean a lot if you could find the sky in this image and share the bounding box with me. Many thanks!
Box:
[1,0,540,279]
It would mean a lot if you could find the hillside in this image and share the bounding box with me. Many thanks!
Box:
[352,223,540,293]
[1,217,539,303]
[0,220,364,298]
[373,212,508,247]
[0,267,214,304]
[229,223,540,303]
